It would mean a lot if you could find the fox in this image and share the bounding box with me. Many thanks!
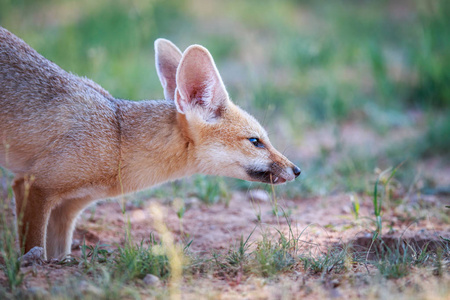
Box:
[0,27,301,260]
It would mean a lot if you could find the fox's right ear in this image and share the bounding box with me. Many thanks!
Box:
[155,38,182,100]
[175,45,228,122]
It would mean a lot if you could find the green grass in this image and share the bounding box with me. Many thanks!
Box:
[374,244,417,279]
[372,165,402,238]
[0,204,23,291]
[300,246,349,276]
[0,170,23,292]
[78,235,175,281]
[1,0,450,298]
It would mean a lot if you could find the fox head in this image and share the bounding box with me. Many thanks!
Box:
[155,39,301,184]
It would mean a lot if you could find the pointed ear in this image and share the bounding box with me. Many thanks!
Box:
[155,38,182,100]
[175,45,228,121]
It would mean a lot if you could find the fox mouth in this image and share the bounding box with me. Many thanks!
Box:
[246,169,287,185]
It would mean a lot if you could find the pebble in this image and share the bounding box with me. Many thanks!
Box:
[78,280,103,296]
[71,239,81,250]
[248,189,270,203]
[185,197,200,209]
[19,246,44,265]
[331,279,340,288]
[341,205,351,214]
[143,274,160,286]
[27,287,49,297]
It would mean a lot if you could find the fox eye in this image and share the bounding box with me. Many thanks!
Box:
[248,137,264,148]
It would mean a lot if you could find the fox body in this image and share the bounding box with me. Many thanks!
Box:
[0,27,300,259]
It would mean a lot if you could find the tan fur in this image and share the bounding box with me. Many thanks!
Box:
[0,27,300,259]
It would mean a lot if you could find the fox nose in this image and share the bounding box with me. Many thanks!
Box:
[292,166,301,178]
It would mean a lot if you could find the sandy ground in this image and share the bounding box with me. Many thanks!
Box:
[71,189,449,255]
[1,187,447,298]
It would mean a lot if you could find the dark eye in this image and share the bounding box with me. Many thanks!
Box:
[248,137,264,148]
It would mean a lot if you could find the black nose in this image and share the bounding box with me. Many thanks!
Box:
[292,166,301,178]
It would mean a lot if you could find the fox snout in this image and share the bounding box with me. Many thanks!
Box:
[242,135,301,185]
[246,161,301,185]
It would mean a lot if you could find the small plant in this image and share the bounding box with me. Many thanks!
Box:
[373,242,414,279]
[372,163,403,238]
[80,238,110,267]
[253,233,296,277]
[433,247,445,277]
[300,246,349,277]
[210,229,256,278]
[226,232,254,267]
[350,193,360,220]
[441,206,450,243]
[114,236,171,281]
[172,197,186,238]
[0,169,23,291]
[0,205,23,291]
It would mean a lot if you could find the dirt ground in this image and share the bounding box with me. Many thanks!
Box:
[73,190,449,255]
[4,186,446,297]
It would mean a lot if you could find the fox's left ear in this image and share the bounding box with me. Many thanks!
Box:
[175,45,228,122]
[155,38,182,100]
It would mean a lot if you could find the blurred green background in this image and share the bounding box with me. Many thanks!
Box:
[1,0,449,198]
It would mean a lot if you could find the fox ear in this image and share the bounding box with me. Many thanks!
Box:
[155,38,182,100]
[175,45,228,121]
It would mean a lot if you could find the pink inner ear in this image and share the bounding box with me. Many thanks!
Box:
[190,78,216,106]
[176,46,227,116]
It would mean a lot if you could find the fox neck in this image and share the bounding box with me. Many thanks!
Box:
[116,99,197,193]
